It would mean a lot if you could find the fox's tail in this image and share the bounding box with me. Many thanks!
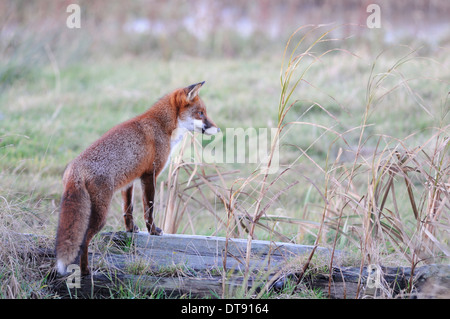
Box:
[55,175,91,275]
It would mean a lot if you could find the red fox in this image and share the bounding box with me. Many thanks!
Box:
[55,81,219,275]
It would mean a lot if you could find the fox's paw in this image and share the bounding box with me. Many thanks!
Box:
[127,224,140,233]
[81,269,90,276]
[150,227,163,236]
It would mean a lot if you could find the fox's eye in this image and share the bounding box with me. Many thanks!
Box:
[198,111,204,117]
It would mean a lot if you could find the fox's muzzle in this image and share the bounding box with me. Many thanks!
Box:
[202,124,220,135]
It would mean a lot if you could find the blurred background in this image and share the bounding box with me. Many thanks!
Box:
[1,0,450,67]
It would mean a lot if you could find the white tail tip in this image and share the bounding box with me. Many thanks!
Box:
[56,259,67,275]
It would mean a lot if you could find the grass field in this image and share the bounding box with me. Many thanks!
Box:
[0,1,449,298]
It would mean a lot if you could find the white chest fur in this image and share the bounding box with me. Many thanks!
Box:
[171,117,196,149]
[161,119,191,174]
[171,126,188,150]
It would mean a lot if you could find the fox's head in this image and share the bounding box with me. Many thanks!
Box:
[175,81,220,135]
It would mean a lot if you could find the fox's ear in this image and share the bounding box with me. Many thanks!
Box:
[186,81,205,102]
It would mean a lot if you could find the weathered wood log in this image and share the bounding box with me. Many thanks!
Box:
[273,264,450,299]
[11,231,450,298]
[51,231,338,298]
[99,231,340,273]
[51,273,252,298]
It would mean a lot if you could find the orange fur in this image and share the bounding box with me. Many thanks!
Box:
[55,82,219,275]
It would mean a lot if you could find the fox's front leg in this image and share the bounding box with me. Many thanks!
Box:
[121,184,139,233]
[140,173,163,235]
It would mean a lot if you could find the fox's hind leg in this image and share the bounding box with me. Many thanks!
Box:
[121,184,139,233]
[80,185,112,275]
[141,172,162,236]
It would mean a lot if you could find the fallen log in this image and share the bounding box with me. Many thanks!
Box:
[273,263,450,299]
[51,273,250,298]
[99,231,339,273]
[12,231,449,298]
[51,231,338,298]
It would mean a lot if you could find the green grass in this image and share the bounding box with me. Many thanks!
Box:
[1,48,448,238]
